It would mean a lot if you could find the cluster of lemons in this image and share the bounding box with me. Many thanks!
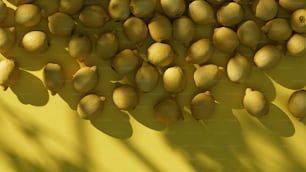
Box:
[0,0,306,125]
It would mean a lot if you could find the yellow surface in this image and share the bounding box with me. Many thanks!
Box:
[1,1,306,172]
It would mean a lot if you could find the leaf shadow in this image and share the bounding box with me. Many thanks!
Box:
[0,100,91,172]
[232,109,306,172]
[0,148,47,172]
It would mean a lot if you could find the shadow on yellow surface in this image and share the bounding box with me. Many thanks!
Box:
[10,70,49,106]
[90,107,133,139]
[163,104,303,172]
[2,41,306,172]
[1,0,306,172]
[1,58,306,171]
[267,54,306,90]
[0,100,91,172]
[258,104,294,136]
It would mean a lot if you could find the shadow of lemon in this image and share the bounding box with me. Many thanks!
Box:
[10,70,49,106]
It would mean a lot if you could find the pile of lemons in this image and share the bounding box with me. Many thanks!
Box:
[0,0,306,125]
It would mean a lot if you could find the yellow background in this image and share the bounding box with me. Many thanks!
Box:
[1,0,306,172]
